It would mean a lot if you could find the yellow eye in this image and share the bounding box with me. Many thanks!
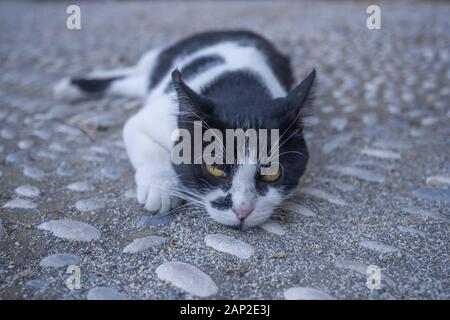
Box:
[206,165,225,177]
[260,169,281,182]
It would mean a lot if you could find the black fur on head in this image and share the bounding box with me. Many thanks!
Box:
[171,68,316,196]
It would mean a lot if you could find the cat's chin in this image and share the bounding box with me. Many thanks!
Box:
[204,187,284,229]
[206,207,242,227]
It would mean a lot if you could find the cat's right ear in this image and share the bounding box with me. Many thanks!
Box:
[279,69,316,128]
[171,69,212,118]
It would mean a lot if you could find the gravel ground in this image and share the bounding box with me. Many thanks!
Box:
[0,0,449,300]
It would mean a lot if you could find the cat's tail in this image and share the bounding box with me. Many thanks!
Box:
[53,48,160,101]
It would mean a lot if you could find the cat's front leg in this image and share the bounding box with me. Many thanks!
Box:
[123,110,182,213]
[134,164,182,213]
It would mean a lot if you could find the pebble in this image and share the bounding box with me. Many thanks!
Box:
[136,214,175,228]
[25,279,49,291]
[75,198,105,212]
[55,124,82,137]
[48,142,68,153]
[38,219,101,241]
[56,162,73,176]
[321,106,335,114]
[286,202,317,217]
[32,129,51,140]
[421,116,439,126]
[6,152,27,166]
[82,155,104,162]
[327,164,385,183]
[361,126,384,137]
[360,148,401,160]
[316,177,355,192]
[87,287,128,300]
[300,187,348,206]
[123,235,165,253]
[360,240,397,254]
[90,146,110,155]
[23,166,45,180]
[155,261,218,297]
[390,115,410,127]
[15,185,40,197]
[388,105,401,114]
[362,113,378,126]
[426,174,450,187]
[124,188,136,199]
[330,117,348,131]
[101,167,122,180]
[205,234,255,259]
[397,226,425,238]
[322,133,353,153]
[373,139,412,150]
[305,116,320,126]
[352,159,396,170]
[0,128,16,139]
[35,150,58,161]
[412,187,450,204]
[284,287,335,300]
[403,206,449,222]
[66,181,95,192]
[3,198,37,209]
[39,253,80,268]
[18,139,33,149]
[334,260,367,274]
[82,113,116,130]
[343,105,357,113]
[259,220,286,235]
[410,128,424,137]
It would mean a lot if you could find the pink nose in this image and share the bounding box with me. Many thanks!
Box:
[233,207,254,220]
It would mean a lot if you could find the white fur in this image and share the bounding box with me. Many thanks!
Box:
[123,93,181,213]
[231,164,257,212]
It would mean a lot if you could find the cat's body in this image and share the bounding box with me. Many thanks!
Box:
[54,30,315,228]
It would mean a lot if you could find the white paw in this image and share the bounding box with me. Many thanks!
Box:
[135,168,181,213]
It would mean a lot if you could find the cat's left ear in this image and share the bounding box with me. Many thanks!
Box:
[282,69,316,126]
[171,69,212,118]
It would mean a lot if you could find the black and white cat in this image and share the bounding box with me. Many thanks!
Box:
[53,30,315,228]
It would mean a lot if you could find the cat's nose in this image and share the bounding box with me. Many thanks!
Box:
[233,207,254,220]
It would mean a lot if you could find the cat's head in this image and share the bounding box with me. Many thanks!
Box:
[170,69,315,228]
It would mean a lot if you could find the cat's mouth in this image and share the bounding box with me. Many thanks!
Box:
[205,202,275,229]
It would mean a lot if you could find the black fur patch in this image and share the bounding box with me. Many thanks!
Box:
[181,55,225,80]
[210,193,232,210]
[150,30,293,91]
[71,76,124,94]
[165,55,225,93]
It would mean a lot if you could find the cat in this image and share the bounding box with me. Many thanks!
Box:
[53,30,315,229]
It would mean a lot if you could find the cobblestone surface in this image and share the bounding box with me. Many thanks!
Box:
[0,1,449,299]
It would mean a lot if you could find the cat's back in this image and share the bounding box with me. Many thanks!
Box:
[148,30,293,95]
